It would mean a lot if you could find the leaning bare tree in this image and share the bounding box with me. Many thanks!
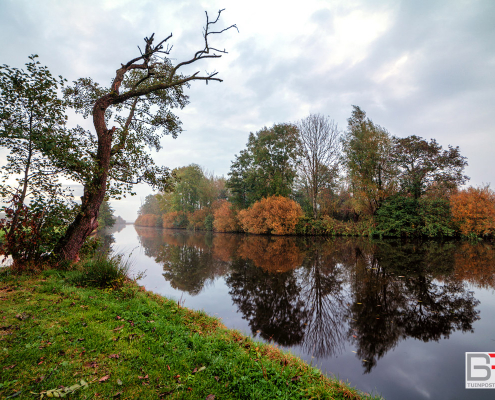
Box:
[54,9,237,261]
[297,114,341,219]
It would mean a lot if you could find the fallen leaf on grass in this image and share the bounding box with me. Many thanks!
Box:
[291,375,301,382]
[108,354,120,359]
[117,379,123,386]
[99,375,110,383]
[113,391,122,398]
[206,395,215,400]
[15,313,30,321]
[138,375,149,380]
[214,376,219,382]
[113,325,124,332]
[192,366,206,374]
[3,364,16,369]
[84,361,98,368]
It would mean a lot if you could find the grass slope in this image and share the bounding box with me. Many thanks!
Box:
[0,269,382,399]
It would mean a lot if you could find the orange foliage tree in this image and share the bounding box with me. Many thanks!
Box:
[450,186,495,237]
[213,200,239,232]
[162,211,188,229]
[135,214,162,227]
[188,208,210,230]
[238,195,303,235]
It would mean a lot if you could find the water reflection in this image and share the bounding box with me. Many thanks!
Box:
[347,241,480,372]
[134,227,493,373]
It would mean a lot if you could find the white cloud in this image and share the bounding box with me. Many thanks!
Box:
[0,0,493,221]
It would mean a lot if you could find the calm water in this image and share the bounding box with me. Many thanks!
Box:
[108,225,495,400]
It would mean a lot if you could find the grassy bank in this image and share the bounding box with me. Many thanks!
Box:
[0,268,382,400]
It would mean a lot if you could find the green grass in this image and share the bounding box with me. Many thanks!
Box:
[0,268,382,400]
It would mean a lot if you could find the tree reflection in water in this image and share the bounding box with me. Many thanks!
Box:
[96,224,126,253]
[347,240,480,373]
[134,226,492,372]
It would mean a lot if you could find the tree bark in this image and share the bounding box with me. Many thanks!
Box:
[54,97,113,261]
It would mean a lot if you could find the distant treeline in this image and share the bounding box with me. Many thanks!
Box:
[136,107,495,239]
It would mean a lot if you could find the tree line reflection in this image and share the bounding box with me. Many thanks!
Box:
[135,227,493,372]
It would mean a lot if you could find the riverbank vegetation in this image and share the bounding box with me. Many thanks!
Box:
[135,109,494,239]
[0,262,381,400]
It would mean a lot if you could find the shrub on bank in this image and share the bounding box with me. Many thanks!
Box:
[295,216,375,236]
[188,208,213,230]
[418,197,455,237]
[213,200,240,232]
[450,186,495,238]
[162,211,189,229]
[238,196,303,235]
[135,214,162,227]
[373,195,455,238]
[374,195,421,237]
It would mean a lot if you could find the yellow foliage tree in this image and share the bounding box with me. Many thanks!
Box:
[238,195,303,235]
[450,186,495,236]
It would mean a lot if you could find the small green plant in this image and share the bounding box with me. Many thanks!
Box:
[68,252,130,289]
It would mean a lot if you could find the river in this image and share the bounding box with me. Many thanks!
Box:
[106,224,495,399]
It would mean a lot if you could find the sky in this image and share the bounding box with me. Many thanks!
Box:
[1,0,494,221]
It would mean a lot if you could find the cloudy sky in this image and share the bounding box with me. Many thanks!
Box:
[1,0,494,221]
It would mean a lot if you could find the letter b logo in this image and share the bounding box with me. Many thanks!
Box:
[466,352,495,388]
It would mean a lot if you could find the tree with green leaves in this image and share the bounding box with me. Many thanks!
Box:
[53,10,237,261]
[341,106,397,215]
[227,124,300,207]
[97,199,116,230]
[392,135,468,199]
[0,55,76,266]
[138,194,163,216]
[170,164,206,213]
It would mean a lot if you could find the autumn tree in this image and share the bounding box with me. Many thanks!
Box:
[341,106,396,215]
[238,195,303,235]
[227,124,300,208]
[450,186,495,237]
[392,135,468,199]
[213,199,239,232]
[54,10,237,261]
[297,114,341,219]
